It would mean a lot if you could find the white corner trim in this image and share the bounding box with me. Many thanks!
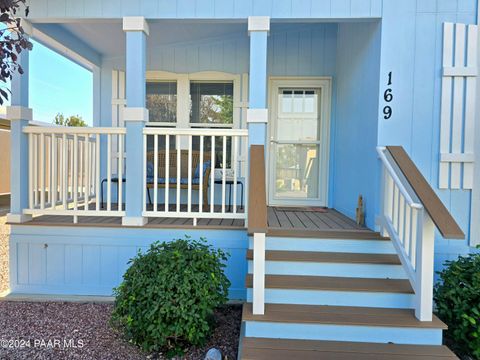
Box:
[247,108,268,123]
[123,107,149,122]
[122,216,148,226]
[122,17,149,35]
[21,19,33,36]
[248,16,270,33]
[6,213,32,223]
[7,106,32,121]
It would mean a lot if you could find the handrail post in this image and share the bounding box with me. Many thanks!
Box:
[248,145,267,315]
[252,232,266,315]
[415,211,435,321]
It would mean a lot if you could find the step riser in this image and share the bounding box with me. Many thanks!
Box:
[247,289,414,309]
[250,237,396,254]
[244,322,443,346]
[247,261,407,279]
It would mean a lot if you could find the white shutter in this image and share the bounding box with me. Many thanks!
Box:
[111,70,126,174]
[440,23,477,190]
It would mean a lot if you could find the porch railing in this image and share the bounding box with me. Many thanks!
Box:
[377,146,464,321]
[23,126,126,221]
[142,127,248,225]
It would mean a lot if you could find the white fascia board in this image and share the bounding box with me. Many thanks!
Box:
[123,17,149,35]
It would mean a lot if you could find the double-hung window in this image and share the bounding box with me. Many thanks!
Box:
[145,72,242,171]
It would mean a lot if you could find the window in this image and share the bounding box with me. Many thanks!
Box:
[189,81,234,126]
[146,81,177,124]
[190,81,234,167]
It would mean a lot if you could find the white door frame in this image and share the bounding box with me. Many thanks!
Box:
[267,77,332,207]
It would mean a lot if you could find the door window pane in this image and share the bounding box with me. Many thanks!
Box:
[146,81,177,123]
[274,144,319,199]
[190,82,234,125]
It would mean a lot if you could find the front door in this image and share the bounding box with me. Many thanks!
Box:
[268,78,331,207]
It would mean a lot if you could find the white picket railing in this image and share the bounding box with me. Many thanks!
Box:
[143,128,248,225]
[377,146,435,321]
[23,126,126,222]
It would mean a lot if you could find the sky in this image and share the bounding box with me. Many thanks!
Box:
[28,40,93,126]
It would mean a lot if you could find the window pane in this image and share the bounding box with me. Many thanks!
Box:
[190,82,234,124]
[274,144,319,199]
[146,82,177,123]
[192,135,232,169]
[146,135,176,153]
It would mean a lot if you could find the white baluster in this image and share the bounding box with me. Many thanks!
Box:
[165,135,170,213]
[153,134,158,212]
[107,134,111,211]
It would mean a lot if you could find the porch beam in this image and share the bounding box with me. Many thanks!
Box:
[7,22,33,223]
[247,16,269,147]
[122,17,149,227]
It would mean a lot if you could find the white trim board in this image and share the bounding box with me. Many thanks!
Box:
[144,70,249,176]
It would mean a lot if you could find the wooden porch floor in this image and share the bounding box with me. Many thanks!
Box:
[19,205,369,233]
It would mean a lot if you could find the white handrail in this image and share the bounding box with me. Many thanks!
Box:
[377,146,434,322]
[377,146,423,209]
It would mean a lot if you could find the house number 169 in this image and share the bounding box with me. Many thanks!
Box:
[383,72,393,119]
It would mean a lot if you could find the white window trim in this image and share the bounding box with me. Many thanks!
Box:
[146,70,242,130]
[146,71,247,173]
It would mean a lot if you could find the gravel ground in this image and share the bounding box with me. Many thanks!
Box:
[0,302,242,360]
[0,207,9,294]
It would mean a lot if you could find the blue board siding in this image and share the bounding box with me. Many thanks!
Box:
[10,226,248,299]
[377,0,478,276]
[332,21,381,229]
[29,0,382,19]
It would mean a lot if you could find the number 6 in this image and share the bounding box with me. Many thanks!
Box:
[384,89,393,102]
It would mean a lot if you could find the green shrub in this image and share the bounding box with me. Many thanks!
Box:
[111,237,230,357]
[434,253,480,359]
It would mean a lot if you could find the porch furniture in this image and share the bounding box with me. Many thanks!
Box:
[214,178,244,212]
[146,150,212,207]
[100,177,126,209]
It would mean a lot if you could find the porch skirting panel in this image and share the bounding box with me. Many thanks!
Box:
[8,225,248,300]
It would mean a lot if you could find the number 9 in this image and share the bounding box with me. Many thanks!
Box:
[383,106,392,120]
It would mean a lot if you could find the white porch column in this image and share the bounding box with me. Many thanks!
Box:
[247,16,270,147]
[122,17,149,226]
[7,21,33,223]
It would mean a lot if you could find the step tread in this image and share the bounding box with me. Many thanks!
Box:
[242,303,447,329]
[241,338,457,360]
[246,274,414,293]
[246,250,401,264]
[267,228,390,240]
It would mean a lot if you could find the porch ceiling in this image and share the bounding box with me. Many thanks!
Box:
[58,20,249,58]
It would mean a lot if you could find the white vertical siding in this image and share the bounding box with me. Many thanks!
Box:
[439,22,478,190]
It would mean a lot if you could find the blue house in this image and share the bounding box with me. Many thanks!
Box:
[6,0,479,358]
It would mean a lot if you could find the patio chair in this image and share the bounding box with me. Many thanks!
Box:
[146,150,212,209]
